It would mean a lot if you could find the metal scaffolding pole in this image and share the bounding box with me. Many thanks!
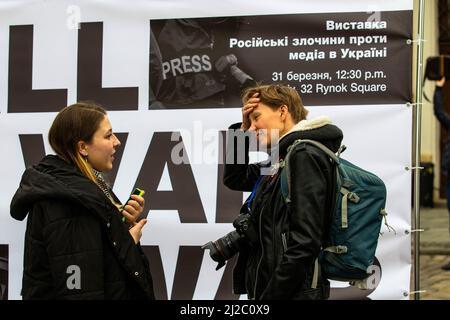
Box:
[412,0,425,301]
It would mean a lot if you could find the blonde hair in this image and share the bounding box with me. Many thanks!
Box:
[242,84,308,123]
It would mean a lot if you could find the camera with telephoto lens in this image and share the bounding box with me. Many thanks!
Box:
[202,213,258,270]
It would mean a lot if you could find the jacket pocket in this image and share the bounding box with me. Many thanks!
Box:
[281,232,288,252]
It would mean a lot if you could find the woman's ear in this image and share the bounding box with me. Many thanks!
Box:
[280,105,288,121]
[77,141,88,157]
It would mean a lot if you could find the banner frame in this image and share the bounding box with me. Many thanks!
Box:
[412,0,425,301]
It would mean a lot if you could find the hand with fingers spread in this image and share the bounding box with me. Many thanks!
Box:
[241,92,260,131]
[121,194,145,225]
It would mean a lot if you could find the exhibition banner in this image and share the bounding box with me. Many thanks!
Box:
[0,0,413,300]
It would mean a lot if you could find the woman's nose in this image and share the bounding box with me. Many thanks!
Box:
[113,134,121,147]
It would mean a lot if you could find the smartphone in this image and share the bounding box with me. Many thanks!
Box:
[120,188,145,222]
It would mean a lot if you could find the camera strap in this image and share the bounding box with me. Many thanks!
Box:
[246,175,264,210]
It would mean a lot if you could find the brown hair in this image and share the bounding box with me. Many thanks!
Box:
[242,84,308,123]
[48,102,106,183]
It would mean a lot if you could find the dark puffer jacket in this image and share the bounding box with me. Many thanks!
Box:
[10,155,155,300]
[224,117,343,300]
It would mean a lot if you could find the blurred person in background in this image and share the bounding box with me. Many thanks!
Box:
[433,77,450,271]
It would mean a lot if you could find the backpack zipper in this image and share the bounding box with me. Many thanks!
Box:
[253,204,265,299]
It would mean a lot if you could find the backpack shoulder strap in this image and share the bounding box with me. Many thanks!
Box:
[280,139,339,204]
[297,139,340,163]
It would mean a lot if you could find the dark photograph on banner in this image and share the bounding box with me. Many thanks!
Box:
[149,17,256,109]
[149,11,411,109]
[0,245,8,300]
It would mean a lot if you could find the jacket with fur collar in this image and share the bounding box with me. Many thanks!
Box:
[224,117,343,300]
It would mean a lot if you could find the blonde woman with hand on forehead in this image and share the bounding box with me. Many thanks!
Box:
[223,84,343,300]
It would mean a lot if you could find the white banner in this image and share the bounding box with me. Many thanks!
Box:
[0,0,413,300]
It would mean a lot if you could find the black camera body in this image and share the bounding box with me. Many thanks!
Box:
[202,213,258,270]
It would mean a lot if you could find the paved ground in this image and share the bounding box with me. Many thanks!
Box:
[418,202,450,300]
[420,255,450,299]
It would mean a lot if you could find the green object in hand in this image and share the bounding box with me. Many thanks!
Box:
[121,188,145,223]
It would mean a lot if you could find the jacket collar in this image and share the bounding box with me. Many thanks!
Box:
[274,116,343,160]
[279,116,332,141]
[11,155,117,221]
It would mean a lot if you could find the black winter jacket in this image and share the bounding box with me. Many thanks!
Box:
[224,117,343,300]
[10,155,155,300]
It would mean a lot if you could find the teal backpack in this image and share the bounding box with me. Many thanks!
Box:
[280,139,391,288]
